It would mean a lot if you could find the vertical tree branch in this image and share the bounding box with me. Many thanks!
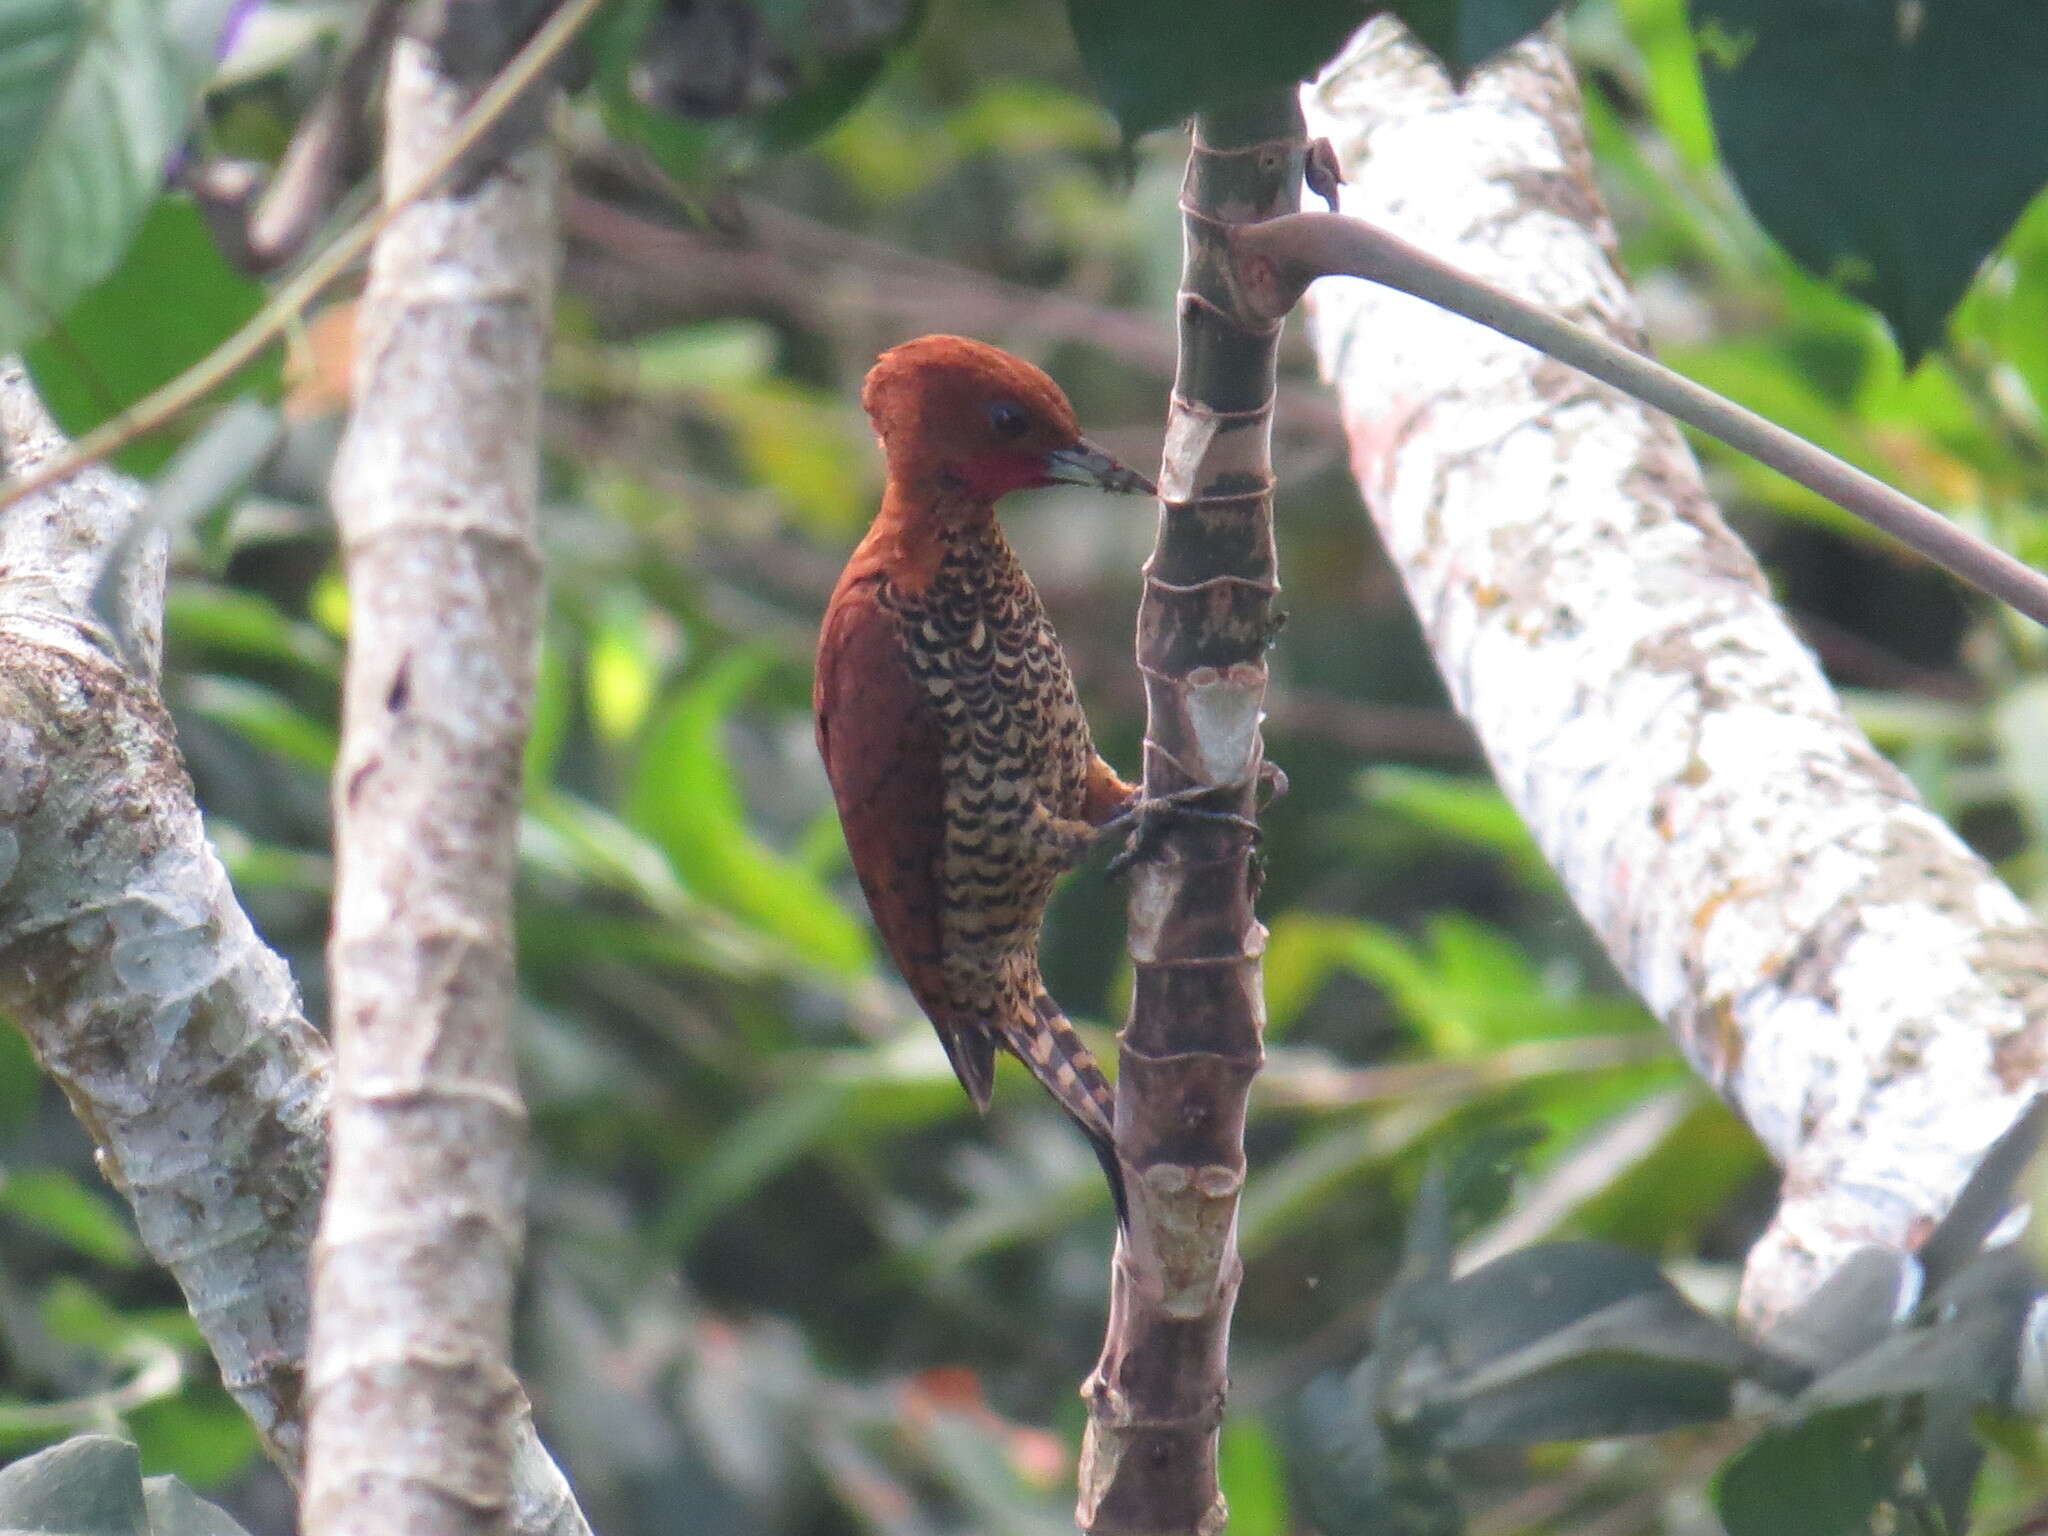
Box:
[1079,99,1300,1536]
[1296,21,2048,1325]
[306,11,560,1533]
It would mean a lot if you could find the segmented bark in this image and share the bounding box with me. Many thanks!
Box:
[1079,99,1302,1536]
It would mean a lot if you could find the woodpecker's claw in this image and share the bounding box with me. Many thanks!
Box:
[1099,784,1262,881]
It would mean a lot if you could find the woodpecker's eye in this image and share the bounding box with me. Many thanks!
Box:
[987,401,1029,439]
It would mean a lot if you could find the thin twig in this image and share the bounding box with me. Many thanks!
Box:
[0,1339,184,1434]
[1238,210,2048,627]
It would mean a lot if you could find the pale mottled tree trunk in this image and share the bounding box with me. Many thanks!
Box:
[303,15,576,1536]
[1298,20,2048,1326]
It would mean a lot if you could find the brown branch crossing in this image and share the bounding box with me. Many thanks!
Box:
[1232,209,2048,628]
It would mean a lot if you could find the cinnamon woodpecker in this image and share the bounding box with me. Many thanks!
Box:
[814,335,1156,1219]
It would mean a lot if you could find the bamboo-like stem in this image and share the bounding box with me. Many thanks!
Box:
[1078,97,1300,1536]
[1231,210,2048,626]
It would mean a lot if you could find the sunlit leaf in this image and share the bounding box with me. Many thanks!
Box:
[586,594,665,745]
[0,1168,140,1265]
[26,195,280,473]
[626,652,872,974]
[1218,1416,1290,1536]
[0,0,235,355]
[1359,768,1551,887]
[1262,911,1367,1035]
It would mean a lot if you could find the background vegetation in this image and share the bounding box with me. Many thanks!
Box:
[4,0,2048,1531]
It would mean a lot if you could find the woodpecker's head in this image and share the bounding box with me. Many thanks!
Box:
[862,335,1155,510]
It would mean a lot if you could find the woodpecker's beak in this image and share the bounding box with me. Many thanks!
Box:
[1042,438,1156,497]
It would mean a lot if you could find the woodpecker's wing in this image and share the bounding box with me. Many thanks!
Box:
[814,576,967,1049]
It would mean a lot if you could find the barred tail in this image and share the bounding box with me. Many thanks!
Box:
[1003,990,1127,1227]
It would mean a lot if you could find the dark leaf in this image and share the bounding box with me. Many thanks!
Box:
[1425,1240,1686,1363]
[1762,1247,1917,1379]
[1388,0,1564,79]
[1399,1245,1760,1446]
[1794,1249,2039,1415]
[1066,0,1367,138]
[1691,0,2048,362]
[1715,1402,1901,1536]
[1439,1121,1544,1241]
[1917,1391,1987,1536]
[0,1434,147,1536]
[1430,1349,1733,1447]
[1915,1092,2048,1293]
[139,1475,254,1536]
[1066,1,1565,137]
[600,0,925,171]
[1279,1370,1461,1536]
[25,196,280,475]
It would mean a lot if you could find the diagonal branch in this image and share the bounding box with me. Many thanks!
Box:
[0,366,327,1471]
[1296,19,2048,1325]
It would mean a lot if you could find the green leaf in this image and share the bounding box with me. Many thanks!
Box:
[179,676,336,771]
[25,196,280,473]
[1691,0,2048,362]
[162,584,339,676]
[1715,1402,1899,1536]
[1217,1417,1290,1536]
[1261,912,1367,1035]
[0,1168,141,1265]
[596,0,926,172]
[0,1023,37,1134]
[0,1433,146,1536]
[1359,767,1552,888]
[0,0,232,356]
[625,652,872,975]
[585,594,664,746]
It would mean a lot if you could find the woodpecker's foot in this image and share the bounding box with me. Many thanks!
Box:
[1099,784,1261,881]
[1258,759,1289,807]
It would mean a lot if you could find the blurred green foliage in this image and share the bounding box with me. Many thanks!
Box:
[4,0,2048,1533]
